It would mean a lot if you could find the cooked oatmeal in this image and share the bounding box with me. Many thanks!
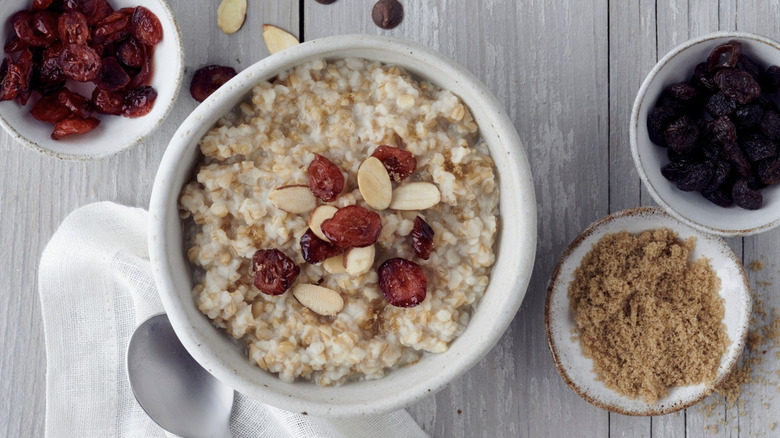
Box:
[179,58,499,385]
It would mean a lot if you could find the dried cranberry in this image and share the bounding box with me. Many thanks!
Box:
[32,11,59,44]
[56,88,91,117]
[94,56,130,91]
[58,43,101,81]
[90,87,124,115]
[321,205,382,249]
[58,10,90,45]
[32,0,54,10]
[252,249,299,295]
[4,37,27,54]
[116,37,145,68]
[121,85,157,118]
[371,145,417,181]
[189,65,237,102]
[12,11,48,47]
[308,154,345,202]
[411,216,434,260]
[89,0,115,26]
[93,9,132,44]
[30,93,72,124]
[14,49,34,105]
[0,58,23,101]
[300,229,342,264]
[378,258,427,308]
[127,52,151,88]
[130,6,163,46]
[36,53,66,92]
[51,116,100,139]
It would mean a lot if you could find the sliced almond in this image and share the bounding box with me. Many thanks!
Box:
[308,205,338,242]
[217,0,247,34]
[323,254,346,274]
[389,182,441,210]
[263,24,300,54]
[344,245,375,276]
[292,284,344,316]
[357,156,392,210]
[268,185,316,214]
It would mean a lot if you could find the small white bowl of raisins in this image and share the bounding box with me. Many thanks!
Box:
[0,0,183,160]
[631,32,780,236]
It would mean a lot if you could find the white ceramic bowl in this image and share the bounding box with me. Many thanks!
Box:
[546,207,750,415]
[630,32,780,236]
[0,0,183,160]
[148,35,537,417]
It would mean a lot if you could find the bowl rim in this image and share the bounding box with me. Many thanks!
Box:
[544,206,751,416]
[148,34,537,417]
[629,31,780,237]
[0,0,184,161]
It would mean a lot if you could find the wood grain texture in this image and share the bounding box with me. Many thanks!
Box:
[2,0,780,437]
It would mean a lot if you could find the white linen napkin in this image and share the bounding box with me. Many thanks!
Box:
[38,201,428,438]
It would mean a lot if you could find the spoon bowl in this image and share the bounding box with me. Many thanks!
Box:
[127,313,234,438]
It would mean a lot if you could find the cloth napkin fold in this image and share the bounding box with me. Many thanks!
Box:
[38,202,428,438]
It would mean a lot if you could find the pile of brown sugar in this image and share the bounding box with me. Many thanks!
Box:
[568,228,729,403]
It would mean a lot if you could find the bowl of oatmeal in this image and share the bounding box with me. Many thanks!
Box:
[149,34,536,417]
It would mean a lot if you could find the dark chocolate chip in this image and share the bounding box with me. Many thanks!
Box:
[372,0,403,30]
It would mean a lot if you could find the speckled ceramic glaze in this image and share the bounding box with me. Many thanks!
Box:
[148,35,537,417]
[546,207,750,416]
[631,32,780,236]
[0,0,183,160]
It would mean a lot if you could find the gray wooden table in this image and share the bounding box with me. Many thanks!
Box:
[2,0,779,436]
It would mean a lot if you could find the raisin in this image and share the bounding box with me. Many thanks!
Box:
[675,161,713,192]
[189,65,237,102]
[732,178,762,210]
[58,43,101,81]
[709,115,737,145]
[378,258,427,308]
[57,88,91,117]
[371,145,417,181]
[51,116,99,139]
[665,115,700,155]
[762,65,780,93]
[299,228,342,264]
[121,85,156,118]
[661,160,692,183]
[647,105,678,146]
[116,37,145,68]
[692,62,717,92]
[707,41,742,71]
[722,141,751,177]
[666,82,699,103]
[30,93,71,124]
[737,54,762,81]
[94,56,129,91]
[90,87,124,115]
[702,189,733,207]
[372,0,404,30]
[734,104,764,130]
[706,160,731,191]
[761,111,780,140]
[58,10,90,45]
[308,154,345,202]
[130,6,163,46]
[714,68,761,105]
[251,249,299,295]
[740,132,776,162]
[706,92,736,117]
[321,205,382,249]
[411,216,434,260]
[758,156,780,185]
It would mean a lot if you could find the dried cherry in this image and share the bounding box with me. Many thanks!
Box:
[371,145,417,181]
[58,43,101,81]
[51,115,99,139]
[300,228,342,264]
[251,249,299,295]
[189,65,237,102]
[121,85,156,118]
[58,10,90,45]
[410,216,434,260]
[321,205,382,249]
[130,6,163,46]
[378,258,426,308]
[308,154,345,202]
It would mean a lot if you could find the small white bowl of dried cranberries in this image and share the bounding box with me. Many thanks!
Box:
[0,0,183,160]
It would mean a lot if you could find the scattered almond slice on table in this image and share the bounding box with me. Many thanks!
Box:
[217,0,247,34]
[358,156,393,210]
[269,185,317,214]
[292,284,344,316]
[263,24,300,54]
[389,182,441,210]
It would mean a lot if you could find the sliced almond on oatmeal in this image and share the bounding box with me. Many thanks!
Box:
[269,185,317,214]
[308,205,338,242]
[389,182,441,210]
[323,254,346,274]
[263,24,300,54]
[292,284,344,316]
[357,156,392,210]
[217,0,247,34]
[344,244,375,276]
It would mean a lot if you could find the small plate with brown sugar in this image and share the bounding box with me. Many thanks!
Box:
[545,206,751,416]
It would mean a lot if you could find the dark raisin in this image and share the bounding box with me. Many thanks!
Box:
[761,65,780,93]
[722,141,752,177]
[692,62,717,92]
[740,132,776,162]
[702,189,733,207]
[647,105,679,146]
[737,54,762,80]
[372,0,403,29]
[665,115,700,155]
[714,68,761,105]
[705,160,731,191]
[758,156,780,185]
[761,111,780,140]
[665,82,699,103]
[706,92,737,117]
[734,104,764,130]
[675,161,713,192]
[707,41,742,71]
[709,115,738,146]
[732,178,762,210]
[661,160,692,183]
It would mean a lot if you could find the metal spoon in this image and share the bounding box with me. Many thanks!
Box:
[127,313,234,438]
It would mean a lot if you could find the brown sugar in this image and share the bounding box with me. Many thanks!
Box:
[568,228,729,403]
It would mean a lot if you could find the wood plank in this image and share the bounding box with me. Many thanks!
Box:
[0,2,298,436]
